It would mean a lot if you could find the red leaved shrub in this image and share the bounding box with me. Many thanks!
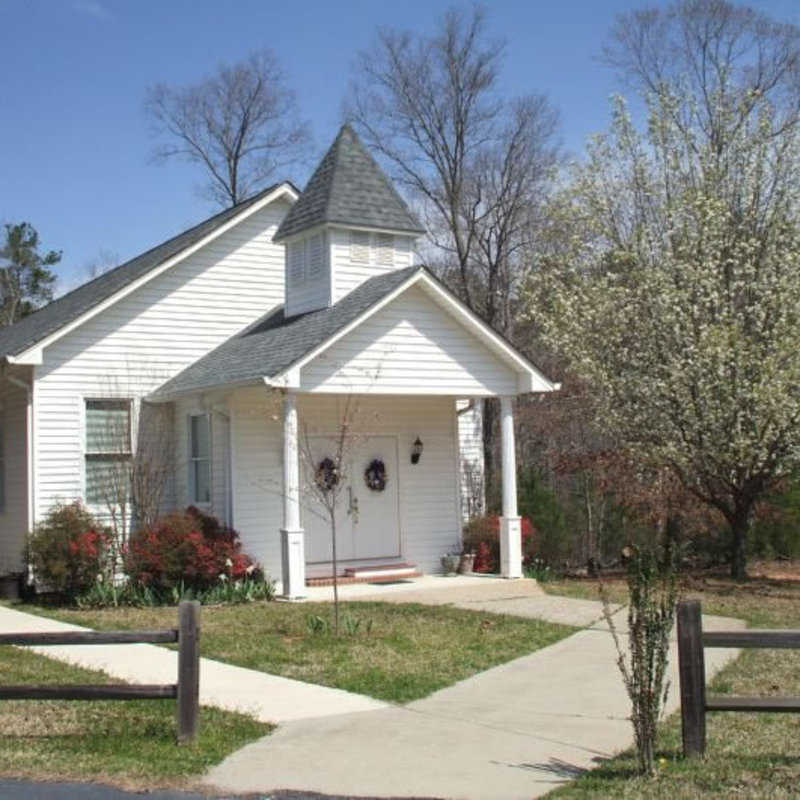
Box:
[462,515,537,573]
[124,506,256,591]
[27,502,112,597]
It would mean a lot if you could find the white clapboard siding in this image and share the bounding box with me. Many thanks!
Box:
[229,389,460,578]
[457,399,485,519]
[0,376,29,572]
[300,286,518,395]
[330,228,415,302]
[33,200,290,521]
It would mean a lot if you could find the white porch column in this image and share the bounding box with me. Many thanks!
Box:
[280,390,306,599]
[499,395,522,578]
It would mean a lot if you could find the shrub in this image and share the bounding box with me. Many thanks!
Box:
[124,506,259,593]
[462,515,536,573]
[27,502,112,598]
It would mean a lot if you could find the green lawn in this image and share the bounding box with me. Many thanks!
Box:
[33,600,574,703]
[0,644,270,790]
[543,574,800,799]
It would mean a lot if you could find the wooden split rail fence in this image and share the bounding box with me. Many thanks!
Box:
[677,599,800,757]
[0,600,200,743]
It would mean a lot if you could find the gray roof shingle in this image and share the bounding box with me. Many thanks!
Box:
[0,181,295,359]
[273,125,425,241]
[149,265,422,399]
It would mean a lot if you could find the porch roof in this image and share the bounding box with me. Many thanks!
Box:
[149,266,555,401]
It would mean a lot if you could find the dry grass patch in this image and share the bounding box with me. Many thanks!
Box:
[544,573,800,798]
[33,600,575,703]
[0,644,270,790]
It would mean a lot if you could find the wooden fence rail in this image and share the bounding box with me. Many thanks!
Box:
[0,599,200,743]
[677,600,800,757]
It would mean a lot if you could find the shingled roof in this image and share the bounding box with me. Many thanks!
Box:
[273,125,425,242]
[0,181,297,359]
[150,266,422,399]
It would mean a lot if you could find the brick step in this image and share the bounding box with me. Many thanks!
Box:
[306,563,420,587]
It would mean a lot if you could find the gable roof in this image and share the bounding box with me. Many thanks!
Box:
[149,266,554,400]
[0,181,298,361]
[273,125,425,242]
[150,266,421,399]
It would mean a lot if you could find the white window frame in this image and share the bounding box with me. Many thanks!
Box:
[84,398,133,509]
[289,239,306,286]
[350,231,371,264]
[307,232,324,277]
[188,412,212,508]
[376,233,394,266]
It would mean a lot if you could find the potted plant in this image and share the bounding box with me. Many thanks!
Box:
[458,550,475,574]
[440,549,461,576]
[0,572,22,601]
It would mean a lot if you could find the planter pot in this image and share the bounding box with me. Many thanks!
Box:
[0,574,21,601]
[440,554,460,576]
[458,553,475,574]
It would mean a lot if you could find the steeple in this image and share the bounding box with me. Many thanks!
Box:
[275,125,424,317]
[274,125,425,242]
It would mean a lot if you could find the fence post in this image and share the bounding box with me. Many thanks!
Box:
[177,600,200,744]
[677,599,706,757]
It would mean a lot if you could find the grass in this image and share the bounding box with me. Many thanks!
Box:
[0,644,271,790]
[543,572,800,798]
[31,600,574,703]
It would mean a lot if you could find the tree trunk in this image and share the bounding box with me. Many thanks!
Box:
[729,506,752,582]
[330,507,339,634]
[482,397,499,513]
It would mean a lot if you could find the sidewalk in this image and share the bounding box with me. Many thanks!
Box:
[205,609,743,800]
[0,603,386,723]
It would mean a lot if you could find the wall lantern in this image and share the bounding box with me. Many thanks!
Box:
[411,437,424,465]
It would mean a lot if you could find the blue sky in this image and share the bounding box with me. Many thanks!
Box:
[3,0,800,292]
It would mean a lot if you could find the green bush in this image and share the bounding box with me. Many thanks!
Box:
[517,467,571,565]
[27,502,112,598]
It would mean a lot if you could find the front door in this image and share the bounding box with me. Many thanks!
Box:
[303,435,401,564]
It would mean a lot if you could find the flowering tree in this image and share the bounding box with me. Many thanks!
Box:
[532,85,800,580]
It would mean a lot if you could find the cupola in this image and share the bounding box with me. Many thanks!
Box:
[273,124,425,317]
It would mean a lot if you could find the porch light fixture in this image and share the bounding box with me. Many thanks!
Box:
[411,437,424,465]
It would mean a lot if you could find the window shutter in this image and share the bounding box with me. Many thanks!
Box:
[289,240,305,285]
[307,233,324,277]
[376,233,394,266]
[350,231,371,264]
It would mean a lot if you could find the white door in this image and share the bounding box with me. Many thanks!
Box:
[351,436,401,560]
[301,436,354,563]
[302,435,401,564]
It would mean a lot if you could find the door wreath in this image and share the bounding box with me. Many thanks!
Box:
[315,457,339,491]
[364,458,387,491]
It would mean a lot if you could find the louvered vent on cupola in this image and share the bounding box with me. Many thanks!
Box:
[275,124,426,316]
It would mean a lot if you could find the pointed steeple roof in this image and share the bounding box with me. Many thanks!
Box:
[274,125,425,241]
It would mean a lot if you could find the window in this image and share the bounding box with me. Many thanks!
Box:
[376,233,394,266]
[85,399,132,506]
[289,239,305,285]
[307,233,324,277]
[189,414,211,505]
[350,231,371,263]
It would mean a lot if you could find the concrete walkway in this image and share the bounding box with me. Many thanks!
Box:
[306,575,613,628]
[0,603,385,723]
[1,584,744,800]
[204,591,743,800]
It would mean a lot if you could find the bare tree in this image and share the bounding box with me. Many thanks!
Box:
[131,401,175,530]
[347,6,559,501]
[84,248,119,281]
[146,50,311,207]
[604,0,800,151]
[297,395,367,634]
